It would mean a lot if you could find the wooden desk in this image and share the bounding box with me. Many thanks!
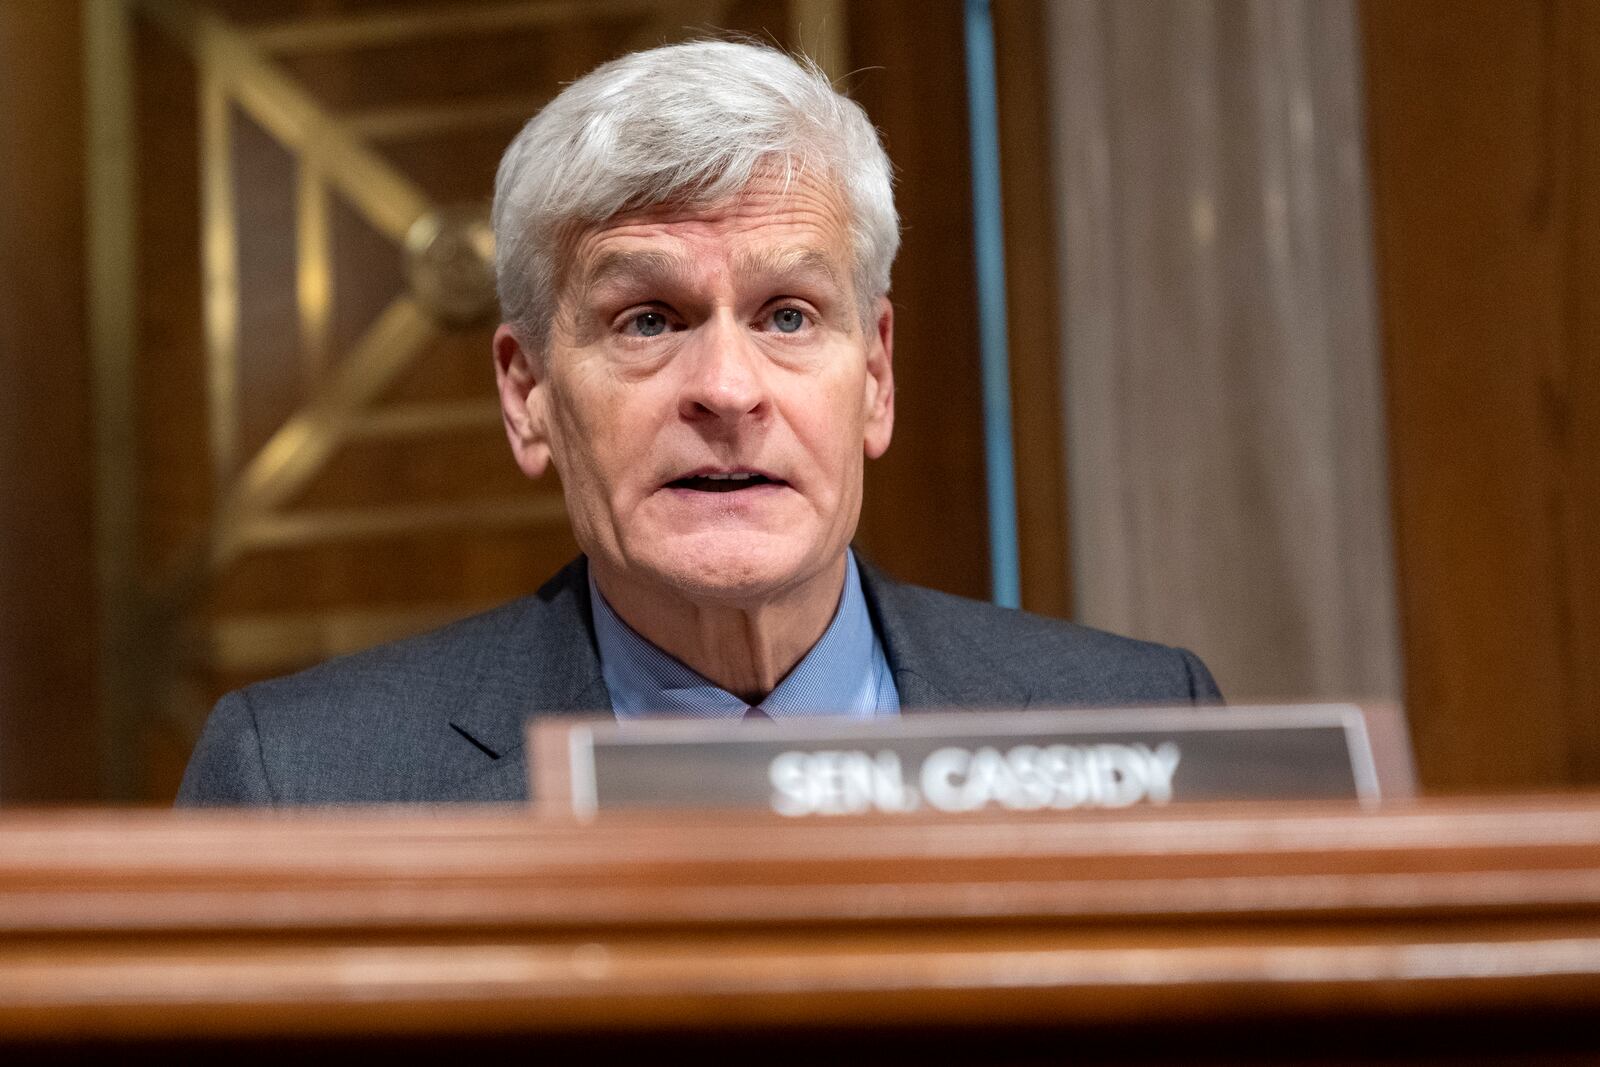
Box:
[3,797,1600,1063]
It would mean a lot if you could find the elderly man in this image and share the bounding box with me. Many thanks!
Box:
[178,40,1219,806]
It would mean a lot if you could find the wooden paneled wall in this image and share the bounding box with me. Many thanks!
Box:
[0,3,101,802]
[849,3,990,599]
[1363,0,1600,790]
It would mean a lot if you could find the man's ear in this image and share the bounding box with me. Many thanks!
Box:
[862,297,895,459]
[493,323,552,480]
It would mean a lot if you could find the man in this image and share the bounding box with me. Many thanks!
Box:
[178,40,1219,806]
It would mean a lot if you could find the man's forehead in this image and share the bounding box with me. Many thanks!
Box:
[578,243,846,290]
[564,171,852,277]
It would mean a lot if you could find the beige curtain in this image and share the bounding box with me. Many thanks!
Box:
[1045,0,1400,702]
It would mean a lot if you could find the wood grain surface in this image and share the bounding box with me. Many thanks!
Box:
[1,796,1599,1061]
[1364,0,1600,790]
[0,0,101,803]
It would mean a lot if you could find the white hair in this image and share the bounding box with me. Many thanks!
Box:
[491,39,899,348]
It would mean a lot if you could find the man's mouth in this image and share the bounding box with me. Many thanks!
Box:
[666,471,783,493]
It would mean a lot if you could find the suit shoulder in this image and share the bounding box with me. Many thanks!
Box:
[238,594,546,728]
[179,558,600,805]
[184,585,586,804]
[864,572,1221,706]
[880,579,1175,656]
[237,557,591,729]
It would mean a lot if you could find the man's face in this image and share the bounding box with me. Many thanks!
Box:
[494,170,894,608]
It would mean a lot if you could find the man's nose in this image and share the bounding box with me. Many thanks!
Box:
[678,314,768,423]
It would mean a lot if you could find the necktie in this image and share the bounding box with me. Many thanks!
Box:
[743,705,771,721]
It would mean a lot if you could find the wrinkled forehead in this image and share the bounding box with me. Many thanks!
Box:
[554,170,857,299]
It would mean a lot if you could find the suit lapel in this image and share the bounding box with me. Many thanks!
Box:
[856,557,1029,713]
[446,557,610,767]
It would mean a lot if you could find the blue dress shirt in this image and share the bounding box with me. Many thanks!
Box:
[590,550,900,720]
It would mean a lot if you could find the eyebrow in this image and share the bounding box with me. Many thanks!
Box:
[730,246,846,293]
[576,245,847,303]
[576,248,688,301]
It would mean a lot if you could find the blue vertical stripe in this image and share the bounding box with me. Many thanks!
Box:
[963,0,1022,609]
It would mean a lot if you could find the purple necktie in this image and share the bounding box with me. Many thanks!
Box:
[743,706,771,721]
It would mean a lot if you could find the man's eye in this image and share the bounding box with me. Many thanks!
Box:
[627,310,669,337]
[770,307,807,334]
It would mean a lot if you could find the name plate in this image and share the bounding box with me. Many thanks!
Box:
[529,704,1413,819]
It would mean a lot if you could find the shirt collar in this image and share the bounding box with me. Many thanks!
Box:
[590,550,886,720]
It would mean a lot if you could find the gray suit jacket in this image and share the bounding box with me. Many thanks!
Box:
[177,557,1220,805]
